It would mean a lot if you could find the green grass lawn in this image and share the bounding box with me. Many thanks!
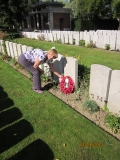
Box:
[0,58,120,159]
[13,38,120,70]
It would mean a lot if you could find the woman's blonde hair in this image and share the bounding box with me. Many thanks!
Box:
[47,49,58,59]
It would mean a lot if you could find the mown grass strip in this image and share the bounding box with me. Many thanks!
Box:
[13,38,120,70]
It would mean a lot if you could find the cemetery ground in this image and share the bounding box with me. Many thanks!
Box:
[1,38,120,160]
[1,59,120,160]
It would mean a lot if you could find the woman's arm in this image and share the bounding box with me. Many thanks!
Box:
[33,58,40,68]
[49,63,62,78]
[33,58,44,74]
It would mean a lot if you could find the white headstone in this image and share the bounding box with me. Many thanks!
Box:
[103,34,110,49]
[68,33,73,45]
[56,33,61,42]
[27,46,34,51]
[84,32,91,46]
[44,33,48,41]
[93,32,98,47]
[9,42,14,58]
[107,70,120,115]
[74,33,80,45]
[64,33,69,44]
[83,31,87,41]
[96,34,104,49]
[30,32,35,39]
[0,40,2,53]
[12,43,18,59]
[53,33,57,41]
[64,57,78,89]
[109,34,116,51]
[0,40,4,54]
[60,34,65,44]
[26,32,31,38]
[89,64,112,109]
[89,31,95,41]
[17,44,22,57]
[21,45,27,53]
[5,41,11,56]
[115,31,120,51]
[79,31,84,40]
[47,33,53,42]
[33,32,37,39]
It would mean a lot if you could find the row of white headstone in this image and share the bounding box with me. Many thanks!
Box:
[89,64,120,116]
[0,40,78,89]
[21,30,120,51]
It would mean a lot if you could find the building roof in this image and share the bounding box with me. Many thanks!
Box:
[32,2,64,9]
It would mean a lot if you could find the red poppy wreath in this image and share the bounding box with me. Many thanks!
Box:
[59,76,75,94]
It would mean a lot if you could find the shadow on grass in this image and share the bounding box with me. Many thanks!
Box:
[0,85,54,159]
[8,139,54,160]
[0,98,14,111]
[0,107,22,128]
[0,119,34,154]
[0,86,34,154]
[0,86,14,111]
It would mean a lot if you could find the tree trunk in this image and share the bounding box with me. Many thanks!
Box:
[117,18,120,30]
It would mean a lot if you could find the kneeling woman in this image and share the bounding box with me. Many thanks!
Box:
[18,48,62,94]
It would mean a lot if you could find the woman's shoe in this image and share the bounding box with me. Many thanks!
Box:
[33,89,43,94]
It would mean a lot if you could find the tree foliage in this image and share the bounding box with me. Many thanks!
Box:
[0,0,119,30]
[89,0,113,19]
[65,0,95,18]
[28,0,39,8]
[0,0,38,28]
[112,0,120,18]
[42,0,57,2]
[65,0,113,19]
[66,0,120,29]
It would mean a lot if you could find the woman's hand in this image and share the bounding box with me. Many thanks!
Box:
[59,75,63,78]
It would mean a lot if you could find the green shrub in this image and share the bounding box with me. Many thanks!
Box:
[86,41,96,48]
[78,63,90,90]
[73,39,75,45]
[54,39,62,44]
[1,54,11,61]
[105,44,110,50]
[79,40,85,46]
[105,113,120,134]
[82,99,100,113]
[104,104,109,112]
[75,87,83,100]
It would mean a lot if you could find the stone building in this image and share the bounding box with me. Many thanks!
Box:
[23,2,71,31]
